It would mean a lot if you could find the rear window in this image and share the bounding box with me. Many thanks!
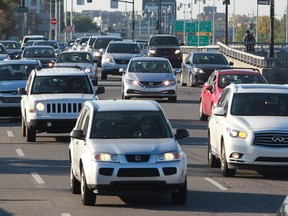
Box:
[150,36,179,46]
[107,43,141,54]
[94,38,122,49]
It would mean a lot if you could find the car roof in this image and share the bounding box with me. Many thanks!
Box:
[216,68,261,75]
[231,84,288,94]
[0,59,39,65]
[109,40,138,45]
[150,34,177,38]
[34,67,87,76]
[87,100,162,112]
[59,50,91,54]
[130,57,169,61]
[190,52,225,55]
[25,45,54,49]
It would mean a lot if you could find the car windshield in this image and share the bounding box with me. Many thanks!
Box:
[0,64,35,81]
[193,54,228,65]
[0,41,21,50]
[218,74,266,88]
[231,93,288,116]
[31,76,93,94]
[57,53,93,63]
[94,38,122,49]
[23,48,55,58]
[34,41,59,49]
[107,43,141,54]
[128,60,172,73]
[90,111,173,139]
[150,36,179,46]
[0,45,7,54]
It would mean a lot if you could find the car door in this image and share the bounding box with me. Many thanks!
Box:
[202,72,216,115]
[181,53,192,83]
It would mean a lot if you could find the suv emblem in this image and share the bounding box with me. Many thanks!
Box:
[135,155,141,161]
[149,82,153,85]
[271,136,285,143]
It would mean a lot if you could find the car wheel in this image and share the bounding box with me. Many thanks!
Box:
[81,168,96,206]
[70,165,81,194]
[221,142,236,177]
[101,72,107,80]
[208,133,220,168]
[199,100,208,121]
[171,177,187,205]
[168,96,177,103]
[26,126,36,142]
[180,72,186,86]
[22,117,26,137]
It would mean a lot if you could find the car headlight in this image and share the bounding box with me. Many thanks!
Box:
[92,153,119,162]
[163,80,176,86]
[84,67,92,73]
[175,49,181,55]
[157,152,181,162]
[194,67,205,74]
[149,49,156,55]
[36,102,45,111]
[125,79,138,85]
[93,52,101,57]
[104,57,114,63]
[226,127,248,139]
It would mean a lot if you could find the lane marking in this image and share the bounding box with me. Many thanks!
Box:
[62,214,71,216]
[15,148,25,157]
[31,172,45,185]
[205,177,227,191]
[7,130,14,137]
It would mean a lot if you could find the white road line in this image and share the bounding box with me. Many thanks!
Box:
[15,148,25,157]
[7,130,14,137]
[62,214,71,216]
[31,172,45,185]
[205,177,227,191]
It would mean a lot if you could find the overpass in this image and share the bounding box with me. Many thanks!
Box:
[181,42,288,84]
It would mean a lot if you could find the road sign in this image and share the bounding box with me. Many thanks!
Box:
[50,18,57,25]
[258,0,270,5]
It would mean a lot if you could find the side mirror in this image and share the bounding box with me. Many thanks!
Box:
[119,68,126,74]
[185,60,191,65]
[205,84,213,91]
[175,129,189,139]
[17,87,26,95]
[229,62,234,66]
[174,68,181,74]
[96,86,105,94]
[70,129,85,140]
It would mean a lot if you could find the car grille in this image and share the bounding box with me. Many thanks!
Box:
[114,59,129,64]
[254,133,288,147]
[46,102,82,113]
[157,48,178,55]
[125,154,150,162]
[117,168,160,177]
[0,97,21,103]
[139,81,162,87]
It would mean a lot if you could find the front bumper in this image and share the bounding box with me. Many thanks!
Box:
[28,119,76,133]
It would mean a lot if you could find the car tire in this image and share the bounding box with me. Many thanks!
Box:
[22,117,26,137]
[208,133,220,168]
[221,142,236,177]
[168,96,177,103]
[180,72,186,86]
[199,100,208,121]
[81,168,96,206]
[101,72,107,80]
[171,177,187,205]
[26,126,36,142]
[70,165,81,194]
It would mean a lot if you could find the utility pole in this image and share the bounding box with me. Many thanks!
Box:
[157,0,161,34]
[223,0,229,45]
[270,0,274,57]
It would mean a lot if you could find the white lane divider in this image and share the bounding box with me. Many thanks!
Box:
[205,177,227,191]
[62,214,71,216]
[31,172,45,185]
[7,130,14,137]
[15,148,25,157]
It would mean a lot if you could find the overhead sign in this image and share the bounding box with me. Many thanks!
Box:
[258,0,270,5]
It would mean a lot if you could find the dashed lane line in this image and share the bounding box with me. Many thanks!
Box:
[31,172,45,185]
[15,148,25,157]
[205,177,227,191]
[7,130,14,137]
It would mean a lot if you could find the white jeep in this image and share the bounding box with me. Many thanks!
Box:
[18,67,104,142]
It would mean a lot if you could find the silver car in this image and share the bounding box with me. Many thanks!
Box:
[121,57,179,102]
[69,99,189,206]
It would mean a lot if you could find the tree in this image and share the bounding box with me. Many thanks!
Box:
[0,0,18,39]
[73,15,100,33]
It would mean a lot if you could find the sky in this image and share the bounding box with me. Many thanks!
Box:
[67,0,287,19]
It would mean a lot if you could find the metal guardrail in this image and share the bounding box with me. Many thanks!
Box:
[181,42,288,69]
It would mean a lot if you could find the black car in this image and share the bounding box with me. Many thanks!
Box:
[180,52,233,87]
[0,40,22,59]
[144,34,182,69]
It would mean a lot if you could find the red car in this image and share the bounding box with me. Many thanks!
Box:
[199,68,268,121]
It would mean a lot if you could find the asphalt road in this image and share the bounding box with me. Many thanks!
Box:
[0,75,287,216]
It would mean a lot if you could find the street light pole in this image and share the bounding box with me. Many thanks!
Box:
[286,0,288,43]
[270,0,275,57]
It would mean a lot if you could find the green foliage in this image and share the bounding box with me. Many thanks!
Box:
[0,0,18,39]
[73,16,100,32]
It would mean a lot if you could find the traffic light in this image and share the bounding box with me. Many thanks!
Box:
[87,0,92,3]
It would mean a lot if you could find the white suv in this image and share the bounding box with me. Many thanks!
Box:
[69,100,189,205]
[18,67,104,142]
[208,84,288,177]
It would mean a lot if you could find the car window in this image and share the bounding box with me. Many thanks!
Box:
[0,41,21,50]
[193,54,228,65]
[90,111,172,139]
[218,74,266,88]
[129,60,172,73]
[24,48,55,58]
[31,76,93,94]
[0,64,33,81]
[231,93,288,116]
[94,38,122,49]
[107,43,140,54]
[150,36,179,46]
[57,53,93,63]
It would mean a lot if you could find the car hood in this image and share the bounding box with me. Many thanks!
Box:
[230,116,288,131]
[88,138,178,155]
[55,62,93,68]
[0,80,26,92]
[30,94,95,101]
[127,72,174,81]
[109,53,142,60]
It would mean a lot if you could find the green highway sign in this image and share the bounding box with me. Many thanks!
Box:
[187,36,210,46]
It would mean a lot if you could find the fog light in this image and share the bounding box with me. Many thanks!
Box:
[47,122,52,127]
[231,152,243,159]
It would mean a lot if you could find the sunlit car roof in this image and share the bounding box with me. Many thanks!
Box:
[89,100,161,112]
